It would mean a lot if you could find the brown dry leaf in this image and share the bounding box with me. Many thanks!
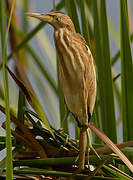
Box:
[6,65,54,138]
[89,122,133,173]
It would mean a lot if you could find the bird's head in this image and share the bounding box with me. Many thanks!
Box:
[26,11,76,32]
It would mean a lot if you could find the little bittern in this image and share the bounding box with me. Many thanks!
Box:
[27,11,97,170]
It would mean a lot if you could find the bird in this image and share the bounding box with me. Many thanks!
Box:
[26,11,97,170]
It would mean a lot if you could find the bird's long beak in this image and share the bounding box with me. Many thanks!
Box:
[26,13,53,23]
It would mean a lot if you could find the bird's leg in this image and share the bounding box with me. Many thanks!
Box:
[66,126,87,180]
[86,129,91,168]
[78,126,87,170]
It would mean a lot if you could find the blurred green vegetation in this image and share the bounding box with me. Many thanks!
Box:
[0,0,133,179]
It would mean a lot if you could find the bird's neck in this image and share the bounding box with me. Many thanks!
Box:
[54,25,76,34]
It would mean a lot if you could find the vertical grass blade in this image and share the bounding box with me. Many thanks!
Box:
[93,0,104,144]
[0,0,13,179]
[0,85,4,99]
[78,1,90,46]
[22,0,29,32]
[100,0,117,142]
[93,0,117,142]
[112,33,133,66]
[120,0,133,141]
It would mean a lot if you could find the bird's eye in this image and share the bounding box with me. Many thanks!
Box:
[54,15,58,21]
